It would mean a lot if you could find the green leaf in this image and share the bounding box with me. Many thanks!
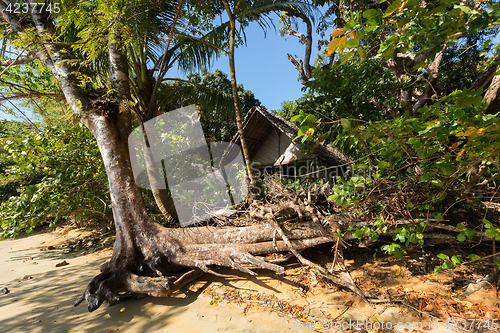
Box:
[440,163,454,176]
[457,232,466,242]
[363,9,378,19]
[442,261,453,270]
[340,50,356,65]
[456,223,466,230]
[395,15,411,28]
[341,119,351,128]
[357,46,367,59]
[468,254,481,261]
[353,228,365,239]
[393,249,404,259]
[437,253,449,261]
[378,161,391,170]
[412,61,427,71]
[419,172,433,183]
[383,0,402,18]
[454,5,470,14]
[464,228,476,240]
[344,38,359,48]
[451,256,461,266]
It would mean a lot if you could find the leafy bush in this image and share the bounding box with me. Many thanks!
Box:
[0,122,110,239]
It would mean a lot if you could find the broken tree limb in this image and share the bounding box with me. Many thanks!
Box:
[274,223,372,303]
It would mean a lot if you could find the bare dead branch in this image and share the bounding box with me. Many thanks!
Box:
[412,46,446,116]
[281,11,313,84]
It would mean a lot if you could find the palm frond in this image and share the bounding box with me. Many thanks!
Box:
[239,0,317,26]
[157,78,235,121]
[169,22,231,74]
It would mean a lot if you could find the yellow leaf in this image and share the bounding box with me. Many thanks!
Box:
[327,36,347,56]
[383,0,402,18]
[449,141,464,150]
[330,28,344,38]
[337,35,348,54]
[387,19,397,24]
[349,31,356,39]
[395,266,402,277]
[397,0,408,14]
[306,128,314,137]
[457,148,466,157]
[477,128,485,136]
[456,127,476,137]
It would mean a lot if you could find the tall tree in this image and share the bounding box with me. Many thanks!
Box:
[0,0,335,312]
[220,0,258,189]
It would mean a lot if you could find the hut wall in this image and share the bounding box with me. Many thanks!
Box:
[252,130,302,167]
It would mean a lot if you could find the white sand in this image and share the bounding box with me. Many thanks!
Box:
[0,230,294,333]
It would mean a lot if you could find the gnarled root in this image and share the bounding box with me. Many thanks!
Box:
[74,267,205,312]
[75,218,341,312]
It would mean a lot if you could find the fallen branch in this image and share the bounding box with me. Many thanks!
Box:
[274,222,372,302]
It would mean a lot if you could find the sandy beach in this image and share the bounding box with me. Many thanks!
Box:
[0,228,295,333]
[2,226,498,333]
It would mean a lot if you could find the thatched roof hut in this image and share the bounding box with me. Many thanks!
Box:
[223,106,350,177]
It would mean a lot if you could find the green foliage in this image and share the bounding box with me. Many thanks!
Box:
[284,58,400,157]
[327,163,375,208]
[456,222,477,242]
[0,122,110,239]
[434,253,461,274]
[284,0,500,265]
[484,218,500,241]
[381,243,406,260]
[393,223,425,247]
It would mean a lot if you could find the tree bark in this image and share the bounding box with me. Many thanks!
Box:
[411,48,446,116]
[0,1,368,313]
[483,74,500,115]
[221,0,257,190]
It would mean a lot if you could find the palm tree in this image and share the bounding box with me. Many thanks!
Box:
[0,0,333,313]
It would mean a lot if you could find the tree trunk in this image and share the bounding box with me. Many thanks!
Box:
[411,48,446,116]
[483,74,500,115]
[140,124,179,223]
[222,0,258,190]
[75,114,338,311]
[0,2,354,313]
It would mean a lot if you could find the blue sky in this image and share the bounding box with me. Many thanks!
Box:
[175,21,314,111]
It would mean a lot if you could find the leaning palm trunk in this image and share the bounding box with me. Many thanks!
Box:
[221,0,258,190]
[0,1,363,313]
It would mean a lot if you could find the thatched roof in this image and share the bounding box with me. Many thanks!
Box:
[224,106,350,168]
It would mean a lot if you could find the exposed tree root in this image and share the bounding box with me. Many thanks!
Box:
[273,222,372,303]
[74,267,205,312]
[75,176,497,312]
[74,217,341,312]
